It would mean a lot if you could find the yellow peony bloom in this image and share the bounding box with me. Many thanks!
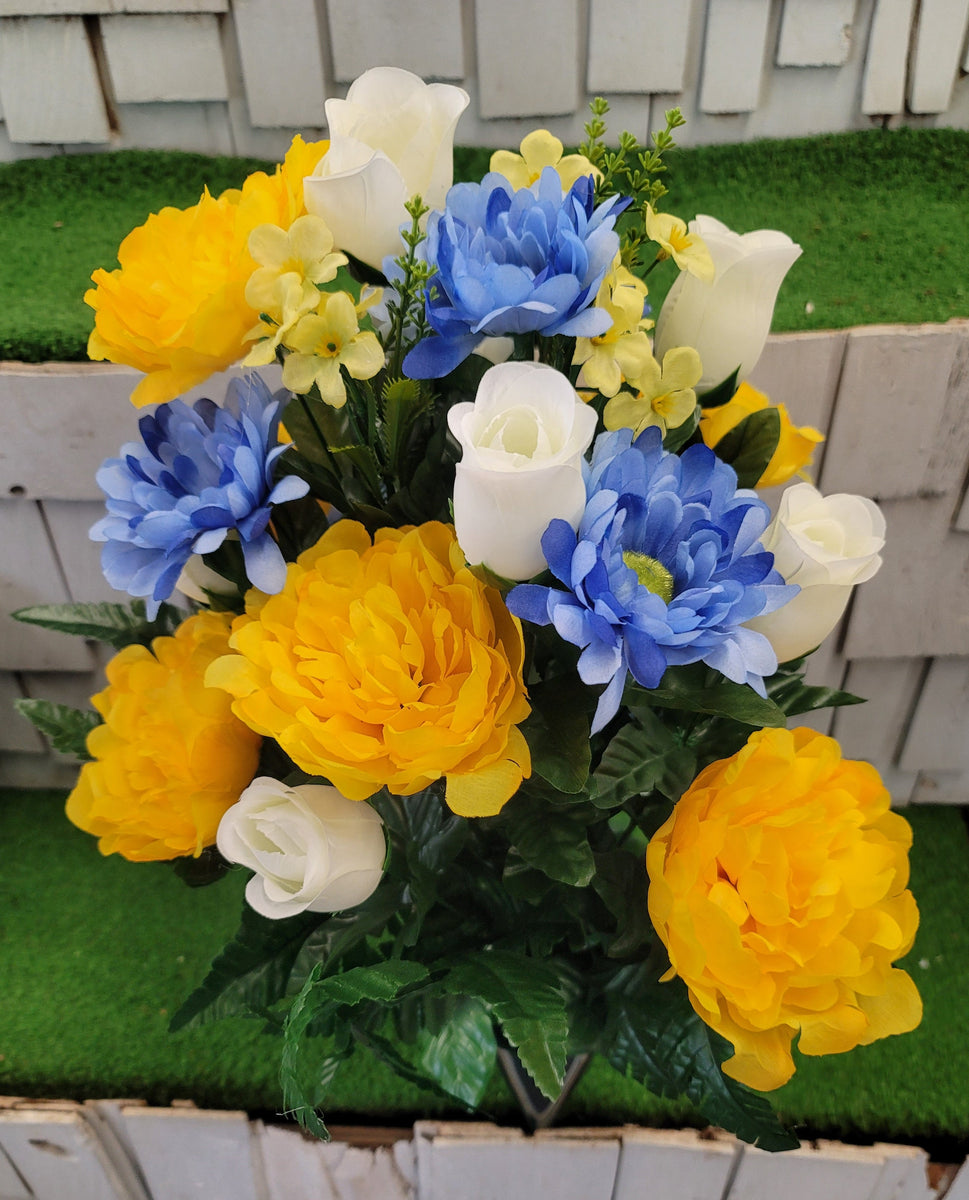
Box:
[206,520,532,818]
[280,291,385,407]
[66,612,262,862]
[645,205,715,283]
[574,260,653,398]
[699,381,824,488]
[86,135,329,407]
[490,129,600,192]
[647,727,922,1092]
[603,346,702,436]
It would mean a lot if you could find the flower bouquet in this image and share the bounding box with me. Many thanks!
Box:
[15,68,922,1151]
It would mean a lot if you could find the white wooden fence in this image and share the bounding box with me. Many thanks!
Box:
[0,0,968,161]
[1,320,969,803]
[0,1100,961,1200]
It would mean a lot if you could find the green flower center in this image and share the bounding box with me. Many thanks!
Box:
[622,550,674,604]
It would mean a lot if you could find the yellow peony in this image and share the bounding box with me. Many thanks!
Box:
[206,521,532,818]
[66,612,262,863]
[647,727,922,1092]
[86,136,329,408]
[699,381,824,488]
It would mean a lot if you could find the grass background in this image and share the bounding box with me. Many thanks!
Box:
[3,127,969,363]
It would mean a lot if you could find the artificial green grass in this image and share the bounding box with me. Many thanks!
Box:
[3,128,969,364]
[1,786,966,1149]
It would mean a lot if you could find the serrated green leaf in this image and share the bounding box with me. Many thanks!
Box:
[593,719,695,810]
[446,950,568,1100]
[520,678,592,793]
[11,600,182,649]
[766,671,865,717]
[381,376,431,473]
[415,997,497,1107]
[697,368,740,409]
[498,792,595,886]
[605,971,799,1151]
[711,407,781,488]
[591,850,653,958]
[627,664,787,728]
[13,699,100,760]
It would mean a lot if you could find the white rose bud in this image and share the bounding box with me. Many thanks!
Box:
[745,482,886,662]
[303,67,469,271]
[448,361,598,581]
[654,215,802,392]
[217,777,385,920]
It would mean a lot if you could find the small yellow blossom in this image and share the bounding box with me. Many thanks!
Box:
[245,214,346,313]
[574,261,653,398]
[281,291,385,407]
[699,381,825,488]
[645,205,715,283]
[243,272,320,367]
[491,129,600,192]
[603,346,703,436]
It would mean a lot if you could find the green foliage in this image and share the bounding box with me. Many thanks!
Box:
[626,663,787,728]
[593,710,696,811]
[12,699,99,760]
[498,792,596,887]
[520,678,593,793]
[12,599,183,649]
[698,368,741,408]
[413,997,497,1107]
[711,408,781,488]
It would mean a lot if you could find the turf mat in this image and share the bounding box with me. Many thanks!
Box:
[0,787,965,1145]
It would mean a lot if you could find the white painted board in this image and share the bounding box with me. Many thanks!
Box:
[699,0,772,113]
[776,0,857,66]
[0,1108,130,1200]
[328,0,464,83]
[232,0,328,128]
[862,0,917,114]
[475,0,579,118]
[908,0,969,113]
[587,0,693,94]
[101,14,228,104]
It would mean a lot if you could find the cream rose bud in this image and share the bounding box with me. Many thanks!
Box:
[654,214,802,392]
[448,361,598,581]
[745,482,886,662]
[217,778,386,920]
[303,67,469,271]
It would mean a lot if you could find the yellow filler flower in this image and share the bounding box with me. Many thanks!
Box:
[206,521,532,818]
[66,612,262,862]
[647,726,922,1092]
[699,381,824,488]
[645,205,715,282]
[280,291,385,407]
[86,135,329,407]
[490,129,600,192]
[573,261,653,398]
[603,346,702,436]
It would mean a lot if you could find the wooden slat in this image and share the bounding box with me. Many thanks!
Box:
[40,501,123,605]
[908,0,969,113]
[776,0,856,66]
[899,656,969,772]
[698,0,772,113]
[475,0,579,118]
[0,16,110,144]
[728,1140,887,1200]
[113,99,234,155]
[257,1123,339,1200]
[587,0,692,94]
[910,768,969,805]
[747,329,847,440]
[0,671,43,753]
[612,1128,737,1199]
[0,1140,31,1200]
[327,0,464,83]
[819,325,963,499]
[0,1108,131,1200]
[101,14,227,104]
[318,1143,414,1199]
[832,657,926,774]
[844,495,969,659]
[862,0,918,114]
[0,0,227,10]
[232,0,327,129]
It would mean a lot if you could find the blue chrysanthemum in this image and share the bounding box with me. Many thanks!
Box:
[91,373,309,616]
[402,168,628,379]
[507,428,797,733]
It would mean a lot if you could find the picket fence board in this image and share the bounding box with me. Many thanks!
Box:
[0,1108,130,1200]
[776,0,856,66]
[945,1157,969,1200]
[747,329,846,445]
[319,1142,414,1199]
[729,1140,889,1200]
[908,0,969,114]
[257,1122,339,1200]
[833,657,927,775]
[0,672,43,752]
[863,0,918,114]
[698,0,772,113]
[587,0,693,95]
[81,1103,153,1200]
[475,0,579,119]
[101,13,227,104]
[40,500,120,605]
[0,1139,31,1200]
[232,0,328,130]
[867,1144,937,1200]
[899,657,969,773]
[328,0,464,84]
[0,15,110,144]
[611,1127,738,1200]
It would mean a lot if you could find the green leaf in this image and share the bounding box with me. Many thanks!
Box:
[13,699,99,760]
[415,997,497,1107]
[697,367,740,409]
[627,664,787,728]
[593,718,695,810]
[605,973,799,1151]
[766,671,865,717]
[169,906,324,1031]
[11,600,182,649]
[330,443,386,505]
[591,850,653,958]
[381,377,431,474]
[661,404,700,454]
[171,846,232,889]
[711,407,781,488]
[520,678,592,793]
[498,792,596,887]
[446,950,568,1100]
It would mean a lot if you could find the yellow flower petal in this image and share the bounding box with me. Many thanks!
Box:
[699,382,824,488]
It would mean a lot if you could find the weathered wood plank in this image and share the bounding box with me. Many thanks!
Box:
[257,1123,339,1200]
[698,0,772,113]
[747,329,847,441]
[776,0,856,66]
[101,14,228,104]
[476,0,579,118]
[908,0,969,113]
[612,1127,737,1199]
[728,1139,887,1200]
[114,99,234,155]
[832,657,926,774]
[40,500,121,605]
[0,1139,31,1200]
[0,1107,131,1200]
[867,1143,935,1199]
[910,768,969,804]
[0,671,44,753]
[0,16,110,144]
[899,656,969,772]
[862,0,918,114]
[328,0,464,83]
[587,0,692,94]
[318,1142,414,1199]
[232,0,327,129]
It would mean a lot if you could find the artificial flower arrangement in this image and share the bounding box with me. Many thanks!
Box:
[15,68,921,1150]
